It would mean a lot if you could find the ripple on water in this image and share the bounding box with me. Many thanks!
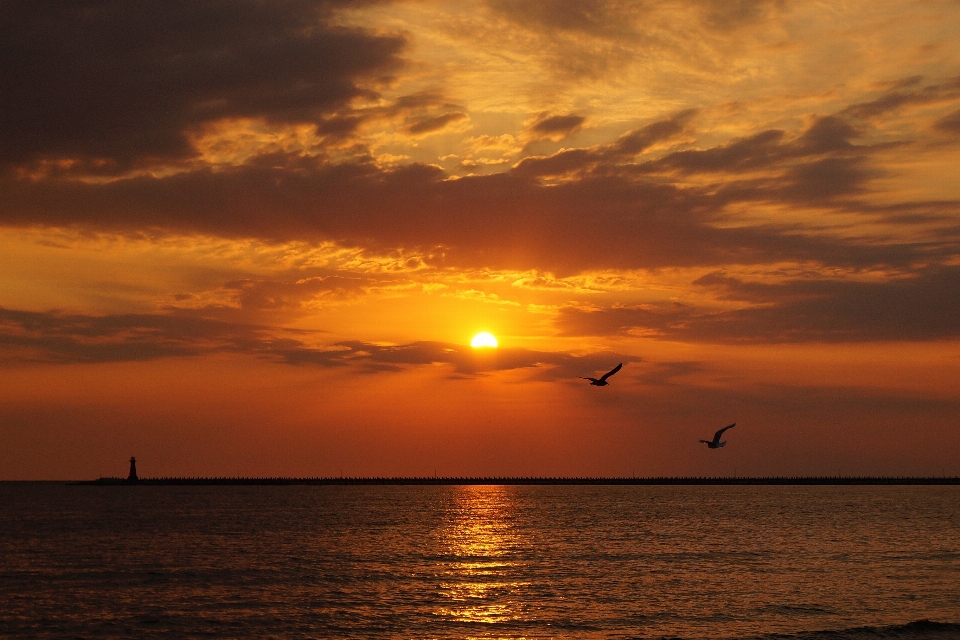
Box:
[0,484,958,638]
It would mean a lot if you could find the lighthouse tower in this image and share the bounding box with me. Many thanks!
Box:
[128,456,138,482]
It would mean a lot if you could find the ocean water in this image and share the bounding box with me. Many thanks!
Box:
[0,484,958,639]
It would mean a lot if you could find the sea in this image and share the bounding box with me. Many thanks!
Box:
[1,483,958,639]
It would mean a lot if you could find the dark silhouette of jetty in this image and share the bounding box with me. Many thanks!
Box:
[74,475,960,486]
[72,456,959,486]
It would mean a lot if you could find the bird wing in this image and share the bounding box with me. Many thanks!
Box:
[580,377,598,382]
[713,423,736,441]
[599,362,623,381]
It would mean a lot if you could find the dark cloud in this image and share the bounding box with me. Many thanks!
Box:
[611,110,699,155]
[795,115,860,153]
[0,0,405,172]
[0,306,258,363]
[484,0,629,36]
[406,111,469,135]
[780,155,875,200]
[650,129,786,173]
[647,115,860,175]
[0,306,639,376]
[933,109,960,135]
[634,361,704,386]
[0,107,951,275]
[322,341,641,377]
[0,159,889,274]
[696,0,785,30]
[556,265,960,343]
[376,91,471,136]
[859,198,960,226]
[221,275,373,314]
[517,114,879,214]
[486,0,785,36]
[479,0,648,80]
[0,151,944,276]
[528,114,585,139]
[644,115,885,204]
[557,303,686,339]
[514,109,696,177]
[481,1,791,82]
[841,75,960,120]
[708,157,880,210]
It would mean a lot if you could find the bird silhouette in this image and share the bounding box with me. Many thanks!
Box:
[580,363,622,386]
[700,423,735,448]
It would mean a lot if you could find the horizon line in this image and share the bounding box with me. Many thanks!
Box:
[63,475,960,486]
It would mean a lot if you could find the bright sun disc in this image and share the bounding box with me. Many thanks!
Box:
[471,332,498,348]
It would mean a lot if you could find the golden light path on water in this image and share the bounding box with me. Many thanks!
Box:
[2,485,960,637]
[435,486,528,629]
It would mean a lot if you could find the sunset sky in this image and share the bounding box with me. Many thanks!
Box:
[2,0,960,479]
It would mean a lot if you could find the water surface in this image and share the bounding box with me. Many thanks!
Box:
[1,483,958,638]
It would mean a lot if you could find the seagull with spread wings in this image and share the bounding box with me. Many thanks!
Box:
[700,423,736,449]
[580,363,622,386]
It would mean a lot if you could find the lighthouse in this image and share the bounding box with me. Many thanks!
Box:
[128,456,138,482]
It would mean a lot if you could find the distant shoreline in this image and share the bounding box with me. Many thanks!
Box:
[69,476,960,486]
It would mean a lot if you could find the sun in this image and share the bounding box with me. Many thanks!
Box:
[470,332,498,348]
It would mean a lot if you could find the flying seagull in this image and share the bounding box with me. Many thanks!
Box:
[700,423,736,449]
[581,363,622,386]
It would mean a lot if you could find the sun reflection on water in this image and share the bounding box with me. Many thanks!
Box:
[434,485,530,627]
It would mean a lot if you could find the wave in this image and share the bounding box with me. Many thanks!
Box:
[734,620,960,640]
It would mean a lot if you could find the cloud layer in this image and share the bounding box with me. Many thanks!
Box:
[2,0,960,478]
[557,265,960,343]
[0,0,405,171]
[0,306,637,378]
[3,111,955,276]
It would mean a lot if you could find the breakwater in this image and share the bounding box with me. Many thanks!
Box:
[74,476,960,486]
